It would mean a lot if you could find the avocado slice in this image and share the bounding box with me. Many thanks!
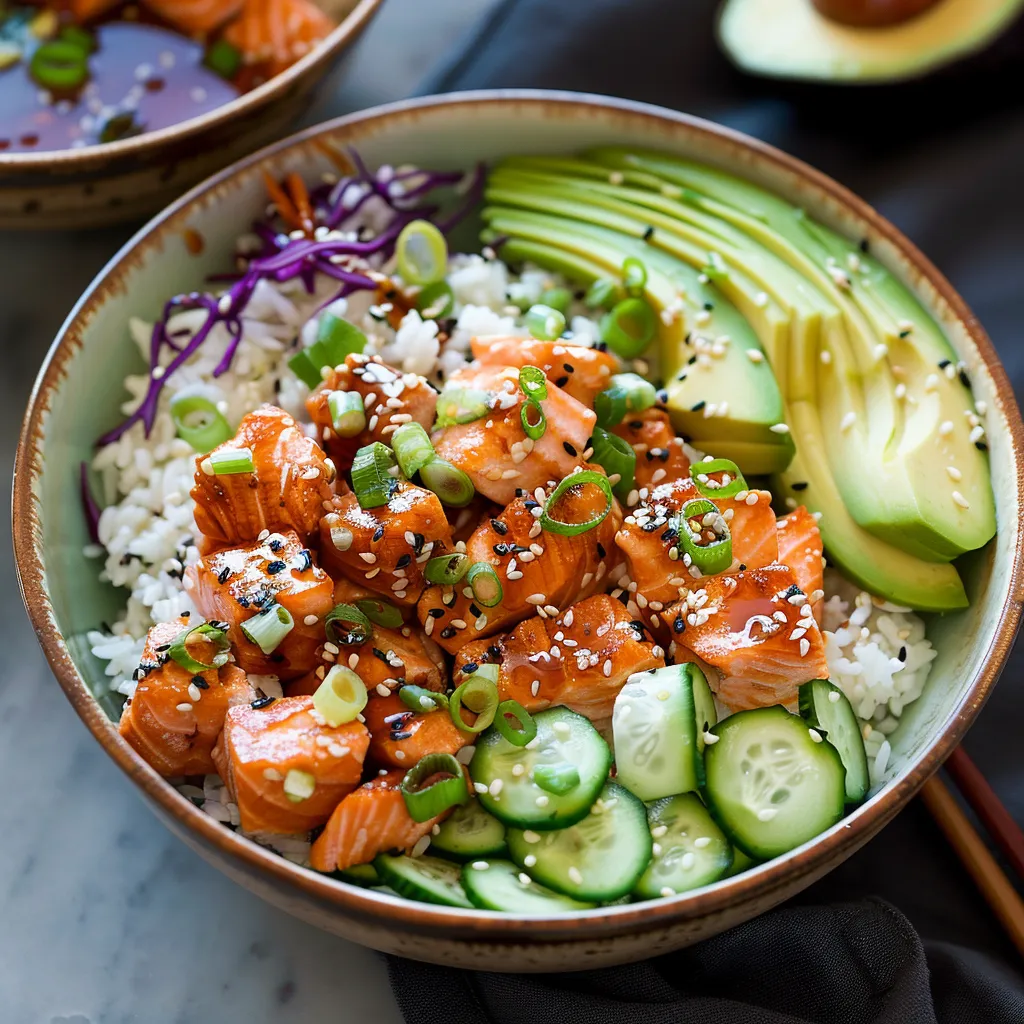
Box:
[717,0,1024,84]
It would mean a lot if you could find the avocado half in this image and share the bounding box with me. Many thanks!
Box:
[718,0,1024,83]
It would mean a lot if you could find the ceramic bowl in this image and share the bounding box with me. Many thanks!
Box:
[13,91,1024,971]
[0,0,382,230]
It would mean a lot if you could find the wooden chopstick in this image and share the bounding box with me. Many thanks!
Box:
[920,773,1024,959]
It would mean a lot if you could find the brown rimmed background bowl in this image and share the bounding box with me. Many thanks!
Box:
[0,0,383,230]
[12,90,1024,970]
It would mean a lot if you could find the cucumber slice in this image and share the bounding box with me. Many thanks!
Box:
[335,862,379,887]
[612,664,714,801]
[633,793,733,899]
[725,846,760,878]
[506,782,652,901]
[799,679,869,804]
[431,801,508,861]
[703,706,847,859]
[374,854,473,908]
[461,859,596,912]
[471,707,612,830]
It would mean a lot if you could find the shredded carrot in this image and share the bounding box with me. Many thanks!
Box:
[313,139,356,176]
[287,172,315,235]
[263,172,302,232]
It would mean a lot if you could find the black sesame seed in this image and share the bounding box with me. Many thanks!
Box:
[739,563,747,572]
[643,225,655,241]
[859,238,870,253]
[976,441,989,451]
[691,400,706,412]
[703,302,713,311]
[440,626,457,640]
[191,674,209,689]
[269,538,283,552]
[413,533,425,554]
[645,450,656,462]
[658,449,670,463]
[462,662,478,674]
[251,695,276,709]
[959,370,971,389]
[428,608,445,619]
[515,488,525,498]
[217,566,232,584]
[784,584,803,598]
[267,560,286,575]
[898,646,907,662]
[555,375,570,388]
[688,355,698,366]
[673,615,686,634]
[270,653,285,663]
[396,554,411,569]
[491,519,508,535]
[597,542,607,559]
[656,389,669,404]
[486,645,501,659]
[899,330,911,339]
[563,363,574,373]
[296,549,313,573]
[629,420,644,430]
[391,730,414,741]
[616,590,630,605]
[372,525,385,543]
[938,359,951,369]
[791,482,809,491]
[563,442,578,457]
[469,603,482,618]
[372,647,389,663]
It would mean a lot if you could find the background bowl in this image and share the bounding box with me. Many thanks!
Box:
[13,91,1024,970]
[0,0,383,230]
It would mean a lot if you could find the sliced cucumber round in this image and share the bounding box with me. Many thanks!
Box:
[612,664,714,802]
[725,846,760,878]
[335,862,379,887]
[506,782,652,902]
[374,854,473,908]
[461,859,595,912]
[633,793,733,900]
[431,800,508,862]
[799,678,869,804]
[703,705,847,860]
[471,707,612,830]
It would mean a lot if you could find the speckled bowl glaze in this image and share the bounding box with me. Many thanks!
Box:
[13,92,1024,971]
[0,0,382,230]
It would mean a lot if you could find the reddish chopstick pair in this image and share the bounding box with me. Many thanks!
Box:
[920,746,1024,958]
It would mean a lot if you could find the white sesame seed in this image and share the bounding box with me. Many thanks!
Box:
[489,779,504,796]
[535,795,550,807]
[757,808,778,822]
[187,683,202,702]
[840,411,856,431]
[693,836,711,849]
[473,782,488,794]
[952,490,970,509]
[938,420,954,436]
[568,867,583,885]
[820,350,832,365]
[660,887,676,898]
[747,349,764,363]
[828,690,842,703]
[523,830,541,844]
[524,854,537,868]
[799,638,810,657]
[471,861,490,870]
[946,466,962,481]
[681,852,696,870]
[175,703,193,713]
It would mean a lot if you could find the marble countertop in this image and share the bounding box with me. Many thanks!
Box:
[0,2,499,1020]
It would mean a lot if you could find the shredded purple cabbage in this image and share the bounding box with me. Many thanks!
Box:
[80,462,102,545]
[97,151,485,447]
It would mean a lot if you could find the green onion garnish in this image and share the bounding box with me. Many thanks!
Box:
[493,700,536,747]
[590,427,636,500]
[351,442,399,509]
[425,552,470,586]
[420,458,475,507]
[678,498,733,576]
[30,40,89,90]
[324,603,372,646]
[691,458,748,500]
[240,604,295,655]
[532,762,581,795]
[540,470,614,537]
[209,446,255,475]
[520,399,547,441]
[400,752,469,822]
[449,675,499,734]
[622,257,648,296]
[396,219,448,286]
[327,391,367,438]
[313,665,368,727]
[415,280,455,320]
[584,277,618,309]
[541,287,573,316]
[204,38,242,79]
[167,622,231,674]
[594,372,658,428]
[310,313,367,371]
[355,599,404,629]
[169,393,233,453]
[433,386,492,428]
[525,304,566,341]
[518,365,548,403]
[467,562,503,608]
[600,297,658,359]
[284,769,316,803]
[392,422,436,478]
[399,685,449,713]
[288,350,323,389]
[471,663,500,686]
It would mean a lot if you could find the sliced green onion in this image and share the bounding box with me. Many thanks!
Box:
[518,365,549,403]
[327,391,367,437]
[585,277,618,309]
[240,604,295,655]
[678,498,733,576]
[525,304,566,341]
[392,422,436,478]
[594,372,658,428]
[400,685,449,713]
[169,393,233,453]
[313,665,368,726]
[467,562,502,608]
[209,447,254,475]
[396,219,448,286]
[356,599,404,629]
[600,297,658,359]
[532,762,581,795]
[691,458,748,500]
[400,752,468,822]
[449,675,499,734]
[204,38,242,79]
[167,622,230,674]
[309,313,367,371]
[420,458,475,507]
[541,287,573,316]
[30,40,89,90]
[284,768,316,803]
[425,552,470,585]
[591,427,636,501]
[416,280,455,320]
[99,111,140,144]
[540,470,614,537]
[493,700,536,747]
[622,257,648,296]
[434,386,492,428]
[351,442,398,509]
[288,350,322,389]
[520,398,547,441]
[325,603,372,646]
[470,663,500,686]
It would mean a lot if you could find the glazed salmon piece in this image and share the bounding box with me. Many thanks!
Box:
[670,564,828,712]
[611,409,691,493]
[319,483,452,607]
[307,355,438,474]
[310,770,454,872]
[224,0,335,75]
[185,529,334,679]
[362,693,470,770]
[213,696,369,835]
[469,336,617,405]
[142,0,243,36]
[776,507,825,622]
[191,405,333,548]
[119,617,254,777]
[432,365,596,504]
[417,489,623,655]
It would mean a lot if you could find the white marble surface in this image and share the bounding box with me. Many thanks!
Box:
[0,2,500,1021]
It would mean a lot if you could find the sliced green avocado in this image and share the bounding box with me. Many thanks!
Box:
[717,0,1024,84]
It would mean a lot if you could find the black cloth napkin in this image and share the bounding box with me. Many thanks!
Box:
[388,0,1024,1018]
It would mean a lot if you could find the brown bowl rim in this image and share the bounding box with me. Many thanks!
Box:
[13,89,1024,941]
[0,0,383,170]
